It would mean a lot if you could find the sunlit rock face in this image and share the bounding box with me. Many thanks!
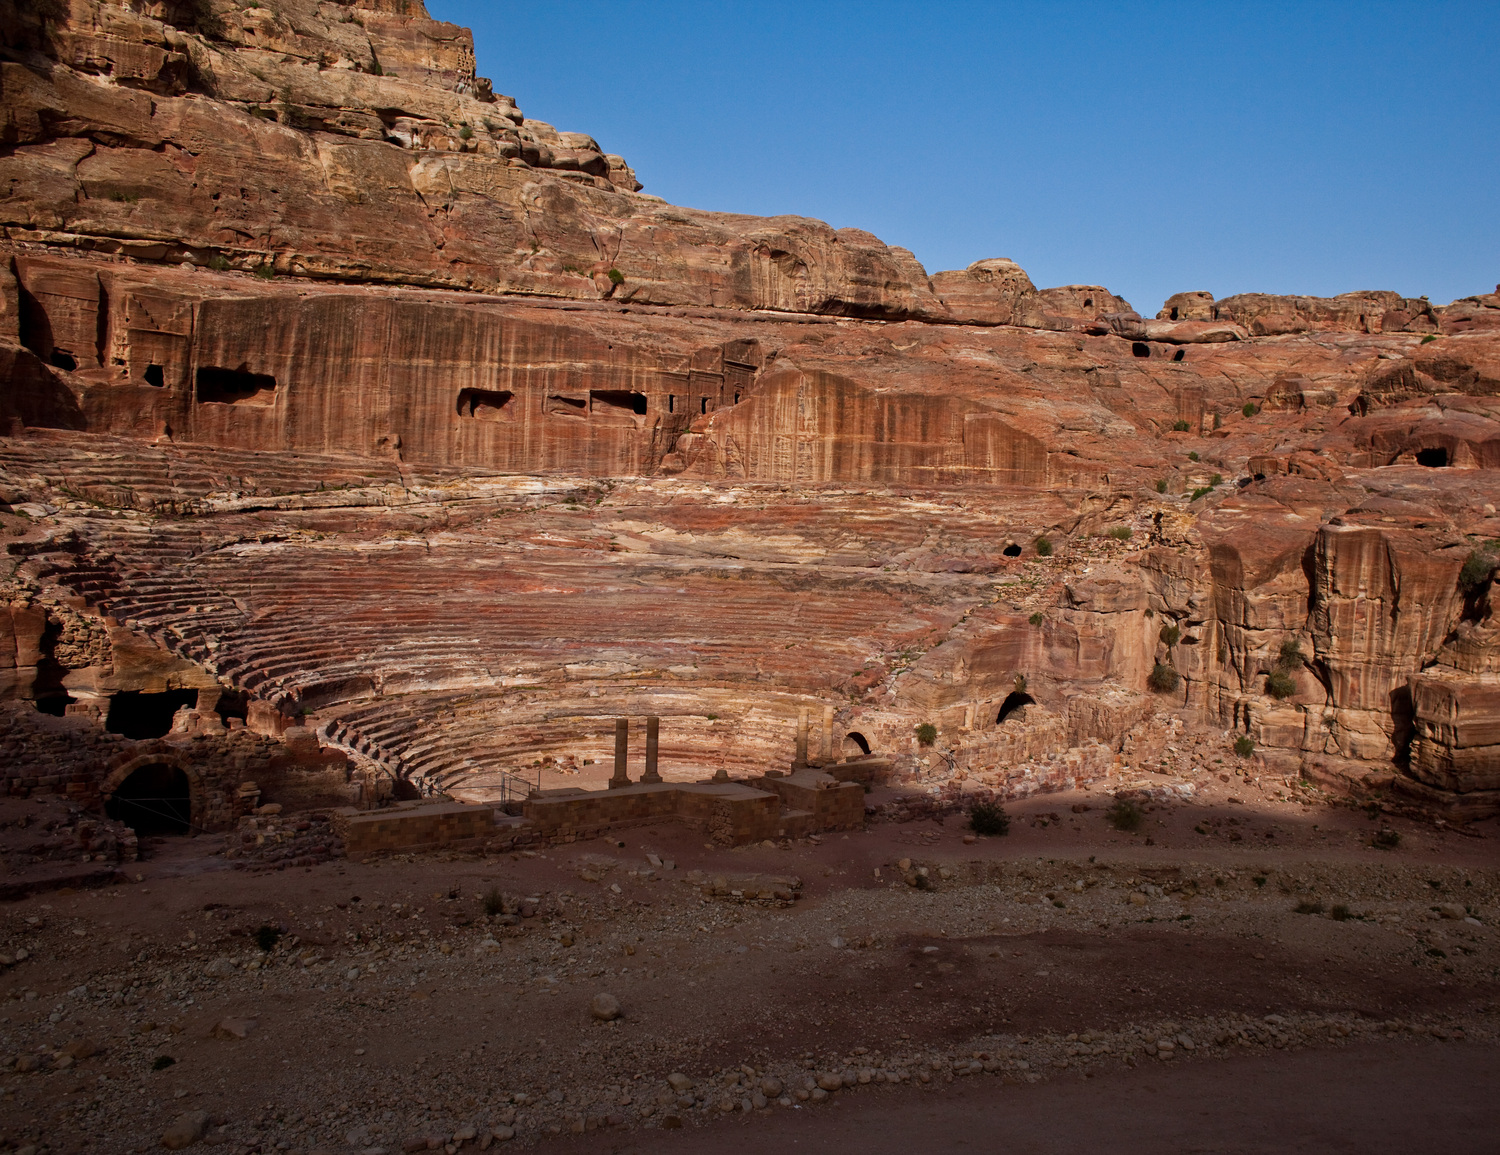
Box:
[4,0,1500,818]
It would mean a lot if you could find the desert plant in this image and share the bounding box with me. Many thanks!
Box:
[1028,612,1044,626]
[1172,420,1192,432]
[254,924,282,952]
[1459,545,1499,592]
[207,254,231,271]
[1107,526,1132,541]
[1209,473,1222,486]
[915,722,937,747]
[1155,478,1168,494]
[607,268,625,285]
[1187,450,1200,462]
[1033,536,1053,557]
[1278,638,1303,667]
[1106,799,1144,832]
[1190,486,1213,501]
[1242,401,1259,418]
[1159,623,1181,647]
[1148,662,1180,693]
[1233,735,1254,758]
[1374,829,1402,849]
[969,800,1011,836]
[1213,411,1222,429]
[252,263,276,280]
[458,125,474,140]
[1330,904,1352,921]
[482,887,505,917]
[1293,900,1325,915]
[1421,334,1439,344]
[1266,669,1296,699]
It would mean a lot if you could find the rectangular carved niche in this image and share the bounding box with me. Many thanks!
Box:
[589,390,648,424]
[456,388,515,422]
[195,366,277,405]
[545,393,588,418]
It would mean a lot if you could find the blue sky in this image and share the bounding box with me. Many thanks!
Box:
[428,2,1499,314]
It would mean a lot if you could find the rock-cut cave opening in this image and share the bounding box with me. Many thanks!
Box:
[105,689,199,740]
[1003,544,1022,557]
[106,763,191,836]
[1132,342,1151,358]
[591,390,649,416]
[456,388,514,421]
[1416,447,1449,467]
[997,691,1035,724]
[196,366,277,405]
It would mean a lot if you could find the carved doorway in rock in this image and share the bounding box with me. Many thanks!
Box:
[105,762,192,835]
[997,691,1035,724]
[843,731,871,758]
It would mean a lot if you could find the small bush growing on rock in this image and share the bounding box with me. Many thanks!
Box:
[1374,829,1402,850]
[482,887,505,917]
[1028,611,1044,626]
[969,800,1011,837]
[1233,735,1255,758]
[1210,473,1223,486]
[1155,478,1168,494]
[207,254,230,271]
[915,722,937,747]
[1159,623,1181,647]
[1459,546,1499,592]
[458,125,474,140]
[1278,638,1304,666]
[1172,420,1192,432]
[1106,799,1144,832]
[1213,411,1222,429]
[252,263,276,280]
[1034,536,1053,556]
[1266,669,1297,699]
[1242,401,1259,418]
[607,268,625,285]
[254,924,281,952]
[1148,663,1180,693]
[1108,526,1132,541]
[1190,486,1213,501]
[1294,900,1325,915]
[1187,450,1200,462]
[1421,334,1440,344]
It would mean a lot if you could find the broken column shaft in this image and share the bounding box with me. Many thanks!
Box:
[609,717,630,788]
[642,715,662,783]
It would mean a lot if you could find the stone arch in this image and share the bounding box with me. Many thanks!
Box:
[997,691,1035,724]
[842,731,872,759]
[100,752,207,833]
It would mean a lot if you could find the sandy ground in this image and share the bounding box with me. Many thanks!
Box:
[1,780,1497,1154]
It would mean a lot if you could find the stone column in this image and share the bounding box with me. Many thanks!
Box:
[795,707,809,767]
[609,718,630,788]
[819,705,834,764]
[641,716,662,783]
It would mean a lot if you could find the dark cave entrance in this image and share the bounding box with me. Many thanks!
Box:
[196,366,277,405]
[105,690,198,740]
[1003,544,1022,557]
[106,763,191,836]
[997,691,1035,724]
[843,731,871,758]
[1416,447,1449,467]
[1132,342,1151,358]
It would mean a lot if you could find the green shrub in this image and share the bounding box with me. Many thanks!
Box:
[1190,486,1213,501]
[1155,478,1168,494]
[1187,450,1200,462]
[1242,401,1259,418]
[254,924,281,952]
[915,722,937,747]
[207,254,230,271]
[458,125,474,140]
[1107,526,1132,541]
[1159,623,1180,647]
[1421,334,1439,344]
[1266,669,1297,699]
[252,263,276,280]
[1212,411,1222,429]
[1148,663,1180,693]
[1233,735,1254,758]
[969,800,1011,837]
[1374,829,1401,849]
[607,268,625,285]
[1028,612,1044,626]
[1209,473,1222,486]
[1033,536,1053,557]
[1459,546,1498,592]
[1293,900,1325,915]
[1172,420,1192,432]
[1106,799,1144,832]
[1278,638,1303,667]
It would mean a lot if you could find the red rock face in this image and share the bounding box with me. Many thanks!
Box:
[4,0,1500,818]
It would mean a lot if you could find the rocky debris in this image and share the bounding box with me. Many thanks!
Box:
[590,992,622,1021]
[161,1110,209,1149]
[0,795,137,873]
[225,812,343,871]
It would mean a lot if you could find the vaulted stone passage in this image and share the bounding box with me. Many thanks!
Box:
[997,691,1035,724]
[197,366,277,405]
[106,763,191,836]
[105,690,198,740]
[843,731,872,757]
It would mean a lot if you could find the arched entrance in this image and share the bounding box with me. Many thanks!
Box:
[997,691,1035,724]
[104,762,192,835]
[842,731,871,759]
